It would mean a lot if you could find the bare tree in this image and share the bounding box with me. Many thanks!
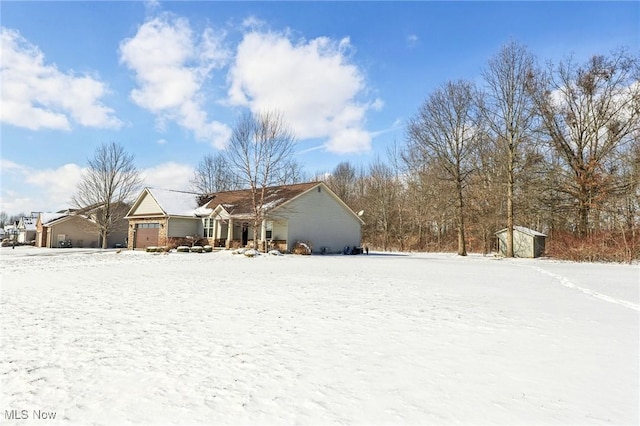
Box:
[528,48,640,236]
[326,161,358,207]
[407,80,481,256]
[225,111,296,250]
[73,142,142,249]
[277,158,307,186]
[481,41,538,256]
[0,211,8,228]
[190,153,238,195]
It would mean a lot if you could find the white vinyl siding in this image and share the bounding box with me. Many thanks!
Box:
[283,186,361,253]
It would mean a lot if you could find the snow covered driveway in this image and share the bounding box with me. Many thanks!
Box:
[1,248,638,425]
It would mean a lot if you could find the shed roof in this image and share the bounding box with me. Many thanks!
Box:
[495,226,547,237]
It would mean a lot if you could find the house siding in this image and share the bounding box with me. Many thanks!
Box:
[167,218,200,238]
[283,186,361,253]
[47,216,100,248]
[133,193,164,216]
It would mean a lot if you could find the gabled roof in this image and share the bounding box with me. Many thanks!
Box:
[125,187,207,218]
[204,181,320,217]
[495,226,546,237]
[125,182,363,224]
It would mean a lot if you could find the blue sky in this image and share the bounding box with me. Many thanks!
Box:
[1,1,638,215]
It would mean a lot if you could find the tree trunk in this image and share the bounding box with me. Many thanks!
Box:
[101,229,108,249]
[456,181,467,256]
[506,148,515,257]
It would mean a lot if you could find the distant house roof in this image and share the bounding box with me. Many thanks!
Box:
[18,216,37,231]
[495,226,546,237]
[39,212,69,225]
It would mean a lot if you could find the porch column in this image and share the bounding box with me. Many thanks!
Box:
[227,218,233,248]
[213,219,218,240]
[260,220,267,252]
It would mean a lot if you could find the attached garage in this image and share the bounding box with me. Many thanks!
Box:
[125,188,204,250]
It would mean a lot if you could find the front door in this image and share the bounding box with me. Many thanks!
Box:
[241,222,249,246]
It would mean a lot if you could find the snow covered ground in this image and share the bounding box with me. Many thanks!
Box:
[1,247,638,425]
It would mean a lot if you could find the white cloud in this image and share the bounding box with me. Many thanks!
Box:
[140,162,194,191]
[0,159,195,215]
[0,160,85,214]
[227,31,377,154]
[119,14,232,149]
[0,28,122,130]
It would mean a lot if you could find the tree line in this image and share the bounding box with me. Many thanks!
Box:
[317,43,639,262]
[5,42,637,260]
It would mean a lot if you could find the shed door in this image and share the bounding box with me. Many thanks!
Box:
[135,223,159,248]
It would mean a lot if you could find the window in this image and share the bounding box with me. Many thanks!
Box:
[266,221,273,239]
[136,223,160,229]
[203,218,214,238]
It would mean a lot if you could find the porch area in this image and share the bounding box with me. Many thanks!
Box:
[203,216,288,252]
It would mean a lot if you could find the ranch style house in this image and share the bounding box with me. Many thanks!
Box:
[125,181,364,253]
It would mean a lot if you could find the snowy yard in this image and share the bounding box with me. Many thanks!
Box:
[1,247,638,425]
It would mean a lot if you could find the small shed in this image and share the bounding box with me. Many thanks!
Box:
[495,226,546,258]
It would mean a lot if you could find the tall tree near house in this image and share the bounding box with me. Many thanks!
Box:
[527,48,640,236]
[326,161,358,207]
[407,80,481,256]
[0,211,8,228]
[72,142,142,249]
[481,41,538,257]
[224,110,296,251]
[190,153,239,195]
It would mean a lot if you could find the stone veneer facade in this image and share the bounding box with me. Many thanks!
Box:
[127,217,168,250]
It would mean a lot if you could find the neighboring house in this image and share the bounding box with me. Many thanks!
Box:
[74,202,129,248]
[17,215,38,244]
[36,212,100,248]
[495,226,547,258]
[125,182,364,253]
[0,228,5,240]
[34,210,125,249]
[3,224,18,242]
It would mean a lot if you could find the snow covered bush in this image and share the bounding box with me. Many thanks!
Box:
[203,245,213,253]
[244,249,259,257]
[145,246,169,253]
[190,246,204,253]
[176,246,190,253]
[268,250,283,256]
[292,241,312,255]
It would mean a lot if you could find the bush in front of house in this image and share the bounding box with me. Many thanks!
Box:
[176,246,190,253]
[292,241,312,255]
[166,237,209,250]
[244,249,259,257]
[190,246,204,253]
[203,245,213,252]
[145,246,161,253]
